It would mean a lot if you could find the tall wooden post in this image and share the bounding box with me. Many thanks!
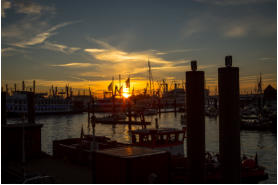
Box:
[218,56,240,183]
[186,60,205,183]
[2,92,7,125]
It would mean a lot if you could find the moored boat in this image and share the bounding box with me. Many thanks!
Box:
[6,91,73,116]
[131,127,186,156]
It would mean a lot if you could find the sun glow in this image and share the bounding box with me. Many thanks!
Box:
[123,87,130,98]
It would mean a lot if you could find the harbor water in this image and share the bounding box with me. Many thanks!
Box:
[7,112,276,183]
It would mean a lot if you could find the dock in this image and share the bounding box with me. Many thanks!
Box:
[95,120,151,125]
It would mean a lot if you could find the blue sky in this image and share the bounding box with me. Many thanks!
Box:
[1,0,277,92]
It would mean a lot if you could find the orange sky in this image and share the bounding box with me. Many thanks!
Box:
[3,76,276,97]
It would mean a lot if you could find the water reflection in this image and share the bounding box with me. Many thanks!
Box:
[7,112,276,183]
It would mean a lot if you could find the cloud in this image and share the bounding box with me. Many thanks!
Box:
[82,38,215,82]
[88,38,115,49]
[83,38,220,82]
[2,0,11,17]
[181,17,207,37]
[1,47,30,57]
[2,0,55,18]
[258,57,276,62]
[85,38,172,64]
[224,26,247,38]
[41,41,81,54]
[13,32,52,47]
[84,48,107,53]
[152,48,202,55]
[14,0,55,15]
[11,22,74,48]
[50,63,94,67]
[181,13,276,38]
[2,47,18,56]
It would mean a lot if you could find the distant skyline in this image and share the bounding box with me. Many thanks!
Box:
[1,0,277,94]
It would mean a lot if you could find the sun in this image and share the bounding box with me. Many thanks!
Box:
[123,92,130,98]
[122,87,130,98]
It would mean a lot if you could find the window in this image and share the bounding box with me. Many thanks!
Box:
[179,133,184,141]
[170,134,176,143]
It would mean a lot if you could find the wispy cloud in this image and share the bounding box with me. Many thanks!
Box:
[14,1,55,15]
[2,0,11,18]
[50,63,94,67]
[2,0,55,18]
[2,47,18,56]
[41,41,81,54]
[88,38,115,49]
[224,26,247,38]
[85,38,172,64]
[81,38,213,82]
[11,22,74,48]
[152,48,202,55]
[181,13,276,38]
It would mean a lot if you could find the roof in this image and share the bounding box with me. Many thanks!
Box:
[96,146,167,158]
[264,85,276,93]
[131,128,184,134]
[2,123,43,128]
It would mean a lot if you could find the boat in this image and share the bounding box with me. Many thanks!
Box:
[94,98,125,113]
[143,108,157,115]
[205,152,268,183]
[241,114,273,131]
[180,114,186,125]
[95,113,127,122]
[205,106,218,117]
[130,127,187,156]
[6,91,73,116]
[53,134,128,164]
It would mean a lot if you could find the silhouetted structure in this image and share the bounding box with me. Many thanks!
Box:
[186,60,205,183]
[26,92,35,124]
[2,92,43,162]
[218,56,241,183]
[95,146,170,183]
[2,92,7,125]
[264,85,276,101]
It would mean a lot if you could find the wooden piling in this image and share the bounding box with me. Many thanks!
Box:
[2,92,7,125]
[186,61,205,183]
[218,56,240,183]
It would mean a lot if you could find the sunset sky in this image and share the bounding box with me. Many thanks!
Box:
[1,0,277,94]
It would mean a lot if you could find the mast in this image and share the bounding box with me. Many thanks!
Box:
[258,73,263,115]
[112,76,114,96]
[22,81,25,91]
[112,76,115,115]
[148,58,153,95]
[33,80,36,94]
[6,84,8,94]
[119,74,122,97]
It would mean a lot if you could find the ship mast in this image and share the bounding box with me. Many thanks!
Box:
[148,58,154,95]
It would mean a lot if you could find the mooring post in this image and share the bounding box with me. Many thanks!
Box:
[174,98,177,117]
[26,92,35,124]
[218,56,240,183]
[2,92,7,125]
[112,95,115,115]
[186,60,205,183]
[158,98,161,115]
[155,118,159,129]
[88,102,90,129]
